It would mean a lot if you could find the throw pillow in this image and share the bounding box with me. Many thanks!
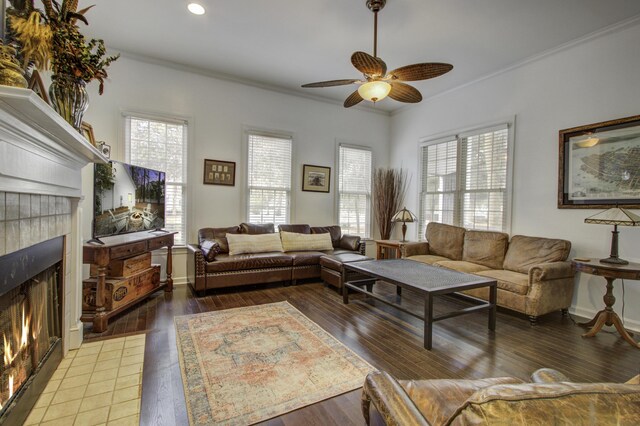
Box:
[200,240,221,262]
[339,235,361,251]
[311,225,342,247]
[280,231,334,252]
[226,232,284,256]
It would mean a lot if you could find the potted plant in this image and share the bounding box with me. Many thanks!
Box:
[373,168,409,240]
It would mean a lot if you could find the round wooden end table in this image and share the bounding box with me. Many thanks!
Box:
[572,258,640,349]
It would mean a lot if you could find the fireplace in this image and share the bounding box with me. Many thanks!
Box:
[0,237,64,425]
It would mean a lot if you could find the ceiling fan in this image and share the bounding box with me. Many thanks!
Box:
[302,0,453,108]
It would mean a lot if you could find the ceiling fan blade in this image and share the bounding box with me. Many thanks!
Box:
[301,79,360,88]
[344,90,363,108]
[389,63,453,81]
[351,51,387,77]
[389,82,422,103]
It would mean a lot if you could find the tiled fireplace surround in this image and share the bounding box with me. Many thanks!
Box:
[0,87,107,420]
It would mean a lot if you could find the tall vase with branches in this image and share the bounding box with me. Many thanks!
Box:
[373,168,409,240]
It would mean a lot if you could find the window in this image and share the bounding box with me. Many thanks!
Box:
[419,124,510,237]
[246,132,292,226]
[338,145,372,238]
[125,115,188,245]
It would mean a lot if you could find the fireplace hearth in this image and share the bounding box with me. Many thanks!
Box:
[0,237,64,425]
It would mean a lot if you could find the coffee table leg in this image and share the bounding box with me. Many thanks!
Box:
[342,270,349,304]
[424,294,433,350]
[489,284,497,331]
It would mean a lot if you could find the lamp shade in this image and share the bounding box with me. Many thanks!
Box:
[392,207,417,223]
[584,207,640,226]
[358,81,391,103]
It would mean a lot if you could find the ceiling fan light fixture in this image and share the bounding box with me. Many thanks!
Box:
[358,81,391,103]
[187,3,206,15]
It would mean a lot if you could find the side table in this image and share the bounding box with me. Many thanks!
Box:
[572,258,640,349]
[375,239,404,260]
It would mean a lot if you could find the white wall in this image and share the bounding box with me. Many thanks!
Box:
[81,56,391,284]
[389,22,640,330]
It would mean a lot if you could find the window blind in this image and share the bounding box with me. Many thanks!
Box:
[419,124,509,237]
[247,133,292,226]
[125,115,188,245]
[338,145,372,238]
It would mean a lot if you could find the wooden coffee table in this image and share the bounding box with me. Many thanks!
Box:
[342,259,497,349]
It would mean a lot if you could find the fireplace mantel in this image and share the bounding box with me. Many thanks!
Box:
[0,86,107,197]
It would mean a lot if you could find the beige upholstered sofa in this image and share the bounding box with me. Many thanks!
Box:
[187,223,365,295]
[362,368,640,426]
[401,222,575,324]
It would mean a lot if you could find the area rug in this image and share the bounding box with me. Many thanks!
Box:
[175,301,373,425]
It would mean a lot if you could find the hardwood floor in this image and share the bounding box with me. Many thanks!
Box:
[84,281,640,425]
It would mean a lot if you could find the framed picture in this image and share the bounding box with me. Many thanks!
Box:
[81,122,96,147]
[302,164,331,193]
[204,159,236,186]
[558,115,640,208]
[28,70,49,104]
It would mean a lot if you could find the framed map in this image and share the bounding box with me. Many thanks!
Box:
[558,115,640,208]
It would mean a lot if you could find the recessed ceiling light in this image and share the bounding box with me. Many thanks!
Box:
[188,3,205,15]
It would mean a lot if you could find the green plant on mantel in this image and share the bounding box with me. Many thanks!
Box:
[8,0,119,93]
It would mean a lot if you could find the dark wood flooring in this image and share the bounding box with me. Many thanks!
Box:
[84,281,640,426]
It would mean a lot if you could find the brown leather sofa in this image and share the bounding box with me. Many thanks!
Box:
[187,223,365,295]
[401,222,575,324]
[362,368,640,425]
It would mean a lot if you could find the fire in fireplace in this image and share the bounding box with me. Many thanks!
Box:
[0,237,63,424]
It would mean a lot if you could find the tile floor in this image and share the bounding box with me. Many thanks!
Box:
[24,334,145,426]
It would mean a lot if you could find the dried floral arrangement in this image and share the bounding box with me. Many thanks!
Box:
[7,0,119,93]
[373,168,409,240]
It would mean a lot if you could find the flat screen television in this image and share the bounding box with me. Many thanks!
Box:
[93,161,166,239]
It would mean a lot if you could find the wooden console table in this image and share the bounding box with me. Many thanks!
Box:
[82,231,176,332]
[573,258,640,349]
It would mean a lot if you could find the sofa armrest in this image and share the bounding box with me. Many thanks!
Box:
[531,368,571,383]
[363,371,430,426]
[529,261,575,283]
[187,243,207,293]
[400,242,429,258]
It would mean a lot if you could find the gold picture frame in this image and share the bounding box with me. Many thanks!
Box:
[81,122,96,147]
[204,159,236,186]
[302,164,331,193]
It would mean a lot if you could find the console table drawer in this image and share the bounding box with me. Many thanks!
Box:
[110,241,147,259]
[148,235,174,251]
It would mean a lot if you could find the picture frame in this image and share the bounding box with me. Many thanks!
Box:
[204,159,236,186]
[81,122,96,147]
[558,115,640,209]
[28,70,49,104]
[302,164,331,193]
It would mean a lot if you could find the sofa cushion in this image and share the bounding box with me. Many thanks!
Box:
[406,254,451,265]
[280,231,334,252]
[205,253,292,273]
[475,269,530,295]
[434,260,492,274]
[398,377,523,426]
[339,235,361,251]
[503,235,571,274]
[198,226,240,254]
[279,224,311,234]
[287,251,325,266]
[426,222,465,260]
[239,222,275,234]
[311,226,342,248]
[200,240,221,262]
[462,230,509,269]
[449,382,640,425]
[227,233,284,256]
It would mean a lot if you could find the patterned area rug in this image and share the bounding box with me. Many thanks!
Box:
[175,301,373,425]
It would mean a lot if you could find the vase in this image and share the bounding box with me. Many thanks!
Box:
[49,76,89,132]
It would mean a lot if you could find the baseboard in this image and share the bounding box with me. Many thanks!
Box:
[569,306,640,333]
[172,277,188,286]
[67,319,84,351]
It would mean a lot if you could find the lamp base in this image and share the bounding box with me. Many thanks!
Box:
[599,256,629,265]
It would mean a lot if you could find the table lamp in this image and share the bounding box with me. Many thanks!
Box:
[392,207,417,243]
[584,206,640,265]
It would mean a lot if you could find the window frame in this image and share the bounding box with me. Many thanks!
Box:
[122,111,190,246]
[243,127,295,226]
[416,120,515,240]
[336,141,374,239]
